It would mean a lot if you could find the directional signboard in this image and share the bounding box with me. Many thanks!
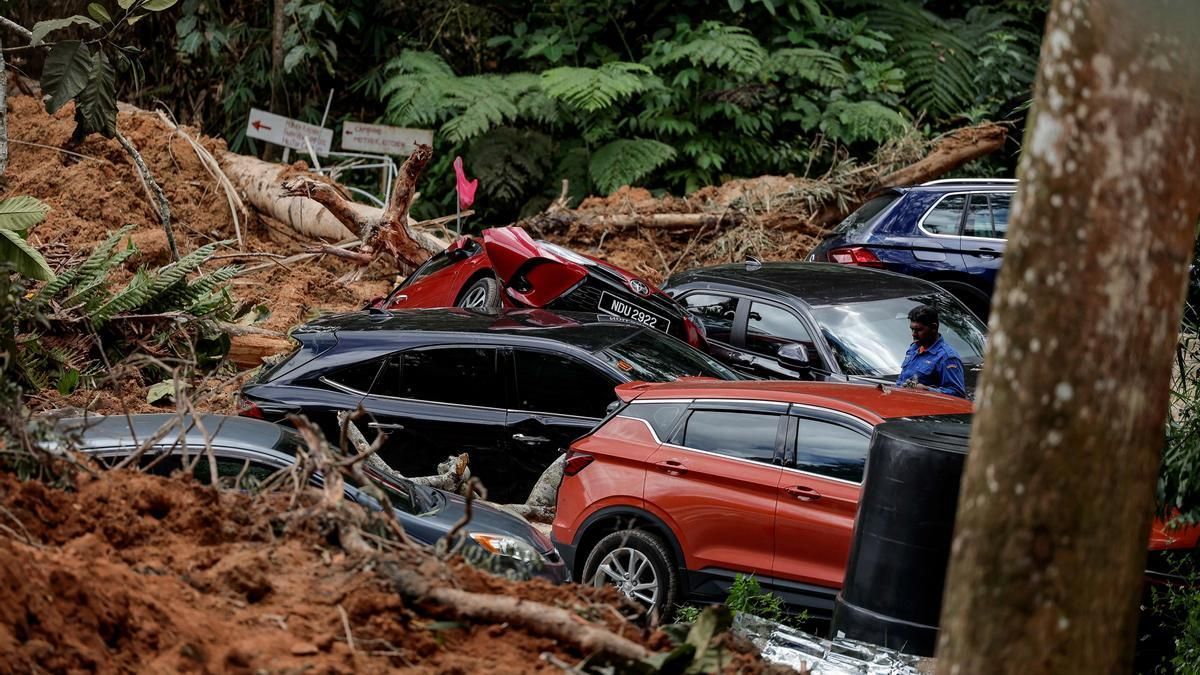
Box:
[245,108,333,155]
[342,122,433,156]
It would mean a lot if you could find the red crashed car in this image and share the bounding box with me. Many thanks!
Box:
[371,226,708,349]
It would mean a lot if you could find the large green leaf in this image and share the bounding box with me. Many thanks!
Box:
[87,3,112,23]
[0,196,50,231]
[0,229,55,281]
[29,15,100,46]
[141,0,179,10]
[42,41,93,114]
[76,49,118,137]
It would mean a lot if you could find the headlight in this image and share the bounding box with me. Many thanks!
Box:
[469,533,545,564]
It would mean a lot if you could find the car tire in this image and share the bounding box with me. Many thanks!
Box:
[582,528,680,619]
[455,275,501,309]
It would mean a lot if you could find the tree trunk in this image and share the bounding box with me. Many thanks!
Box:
[0,36,8,177]
[265,0,286,162]
[935,3,1200,674]
[221,152,364,241]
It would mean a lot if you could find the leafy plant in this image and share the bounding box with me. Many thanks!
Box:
[12,225,242,392]
[0,197,54,281]
[725,573,786,623]
[30,0,179,139]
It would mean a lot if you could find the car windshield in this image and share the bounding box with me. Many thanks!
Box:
[810,294,986,378]
[593,329,741,382]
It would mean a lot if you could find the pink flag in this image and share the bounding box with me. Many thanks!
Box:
[453,156,478,209]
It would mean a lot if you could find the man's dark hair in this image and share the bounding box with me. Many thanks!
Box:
[908,304,939,326]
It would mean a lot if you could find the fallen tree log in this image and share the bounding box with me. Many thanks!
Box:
[521,122,1007,234]
[220,151,448,260]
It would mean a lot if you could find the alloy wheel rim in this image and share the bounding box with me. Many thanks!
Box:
[460,286,488,308]
[592,547,659,606]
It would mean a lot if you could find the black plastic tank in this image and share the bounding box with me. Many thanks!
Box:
[830,414,973,657]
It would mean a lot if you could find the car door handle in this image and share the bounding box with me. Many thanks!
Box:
[783,485,821,501]
[654,460,688,476]
[512,433,551,445]
[368,422,404,431]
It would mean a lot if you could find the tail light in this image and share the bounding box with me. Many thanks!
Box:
[563,451,594,476]
[829,246,884,268]
[237,397,264,419]
[682,315,707,349]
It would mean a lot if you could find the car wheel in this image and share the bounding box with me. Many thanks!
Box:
[456,275,501,309]
[582,528,680,618]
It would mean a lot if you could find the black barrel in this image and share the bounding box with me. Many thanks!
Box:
[830,414,972,656]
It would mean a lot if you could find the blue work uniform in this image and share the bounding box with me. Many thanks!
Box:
[897,335,967,398]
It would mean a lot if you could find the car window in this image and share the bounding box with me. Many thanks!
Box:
[327,359,382,393]
[990,193,1012,239]
[681,410,781,464]
[793,419,870,483]
[383,347,502,408]
[962,194,994,238]
[513,350,616,418]
[620,402,688,440]
[400,251,455,288]
[922,194,966,235]
[679,293,738,343]
[835,192,900,234]
[745,302,814,358]
[194,457,285,490]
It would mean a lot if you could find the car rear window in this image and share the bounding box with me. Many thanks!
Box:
[619,402,688,440]
[834,192,900,234]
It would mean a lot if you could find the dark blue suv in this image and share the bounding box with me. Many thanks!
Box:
[807,179,1017,319]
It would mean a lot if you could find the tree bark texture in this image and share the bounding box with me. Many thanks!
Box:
[0,36,8,177]
[936,3,1200,674]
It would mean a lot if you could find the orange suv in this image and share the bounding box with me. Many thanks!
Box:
[552,380,1198,617]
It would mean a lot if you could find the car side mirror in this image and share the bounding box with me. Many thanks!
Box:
[776,343,811,370]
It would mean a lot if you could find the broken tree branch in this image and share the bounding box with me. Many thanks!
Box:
[115,130,177,261]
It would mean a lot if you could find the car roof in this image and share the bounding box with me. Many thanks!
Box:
[57,413,293,451]
[617,380,973,423]
[668,262,940,306]
[297,308,662,352]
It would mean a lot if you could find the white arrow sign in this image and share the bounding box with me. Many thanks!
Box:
[245,108,333,155]
[342,121,433,156]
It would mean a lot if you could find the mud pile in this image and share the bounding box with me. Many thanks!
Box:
[0,468,785,673]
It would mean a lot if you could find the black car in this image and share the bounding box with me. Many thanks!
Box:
[58,413,568,582]
[239,308,741,502]
[662,262,987,392]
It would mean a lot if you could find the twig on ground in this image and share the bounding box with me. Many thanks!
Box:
[115,130,178,261]
[338,604,356,653]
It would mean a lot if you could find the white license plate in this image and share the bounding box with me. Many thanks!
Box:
[598,291,670,332]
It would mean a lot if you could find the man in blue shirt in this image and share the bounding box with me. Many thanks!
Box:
[896,305,967,398]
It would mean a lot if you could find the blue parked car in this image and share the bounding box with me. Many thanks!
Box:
[807,179,1017,319]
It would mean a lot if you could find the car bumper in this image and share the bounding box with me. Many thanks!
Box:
[537,547,571,584]
[551,535,578,581]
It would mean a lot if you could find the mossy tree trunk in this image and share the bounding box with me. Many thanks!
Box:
[936,1,1200,673]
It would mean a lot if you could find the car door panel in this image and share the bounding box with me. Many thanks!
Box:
[960,193,1011,296]
[773,413,869,589]
[643,406,785,577]
[355,347,515,500]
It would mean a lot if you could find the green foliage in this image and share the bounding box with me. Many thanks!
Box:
[12,225,241,392]
[589,139,677,194]
[541,62,652,112]
[725,573,786,623]
[0,196,54,281]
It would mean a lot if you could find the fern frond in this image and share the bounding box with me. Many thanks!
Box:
[540,62,652,113]
[466,127,554,207]
[767,48,848,87]
[32,224,134,306]
[91,268,153,324]
[439,76,520,142]
[659,22,766,75]
[821,100,911,144]
[588,138,677,194]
